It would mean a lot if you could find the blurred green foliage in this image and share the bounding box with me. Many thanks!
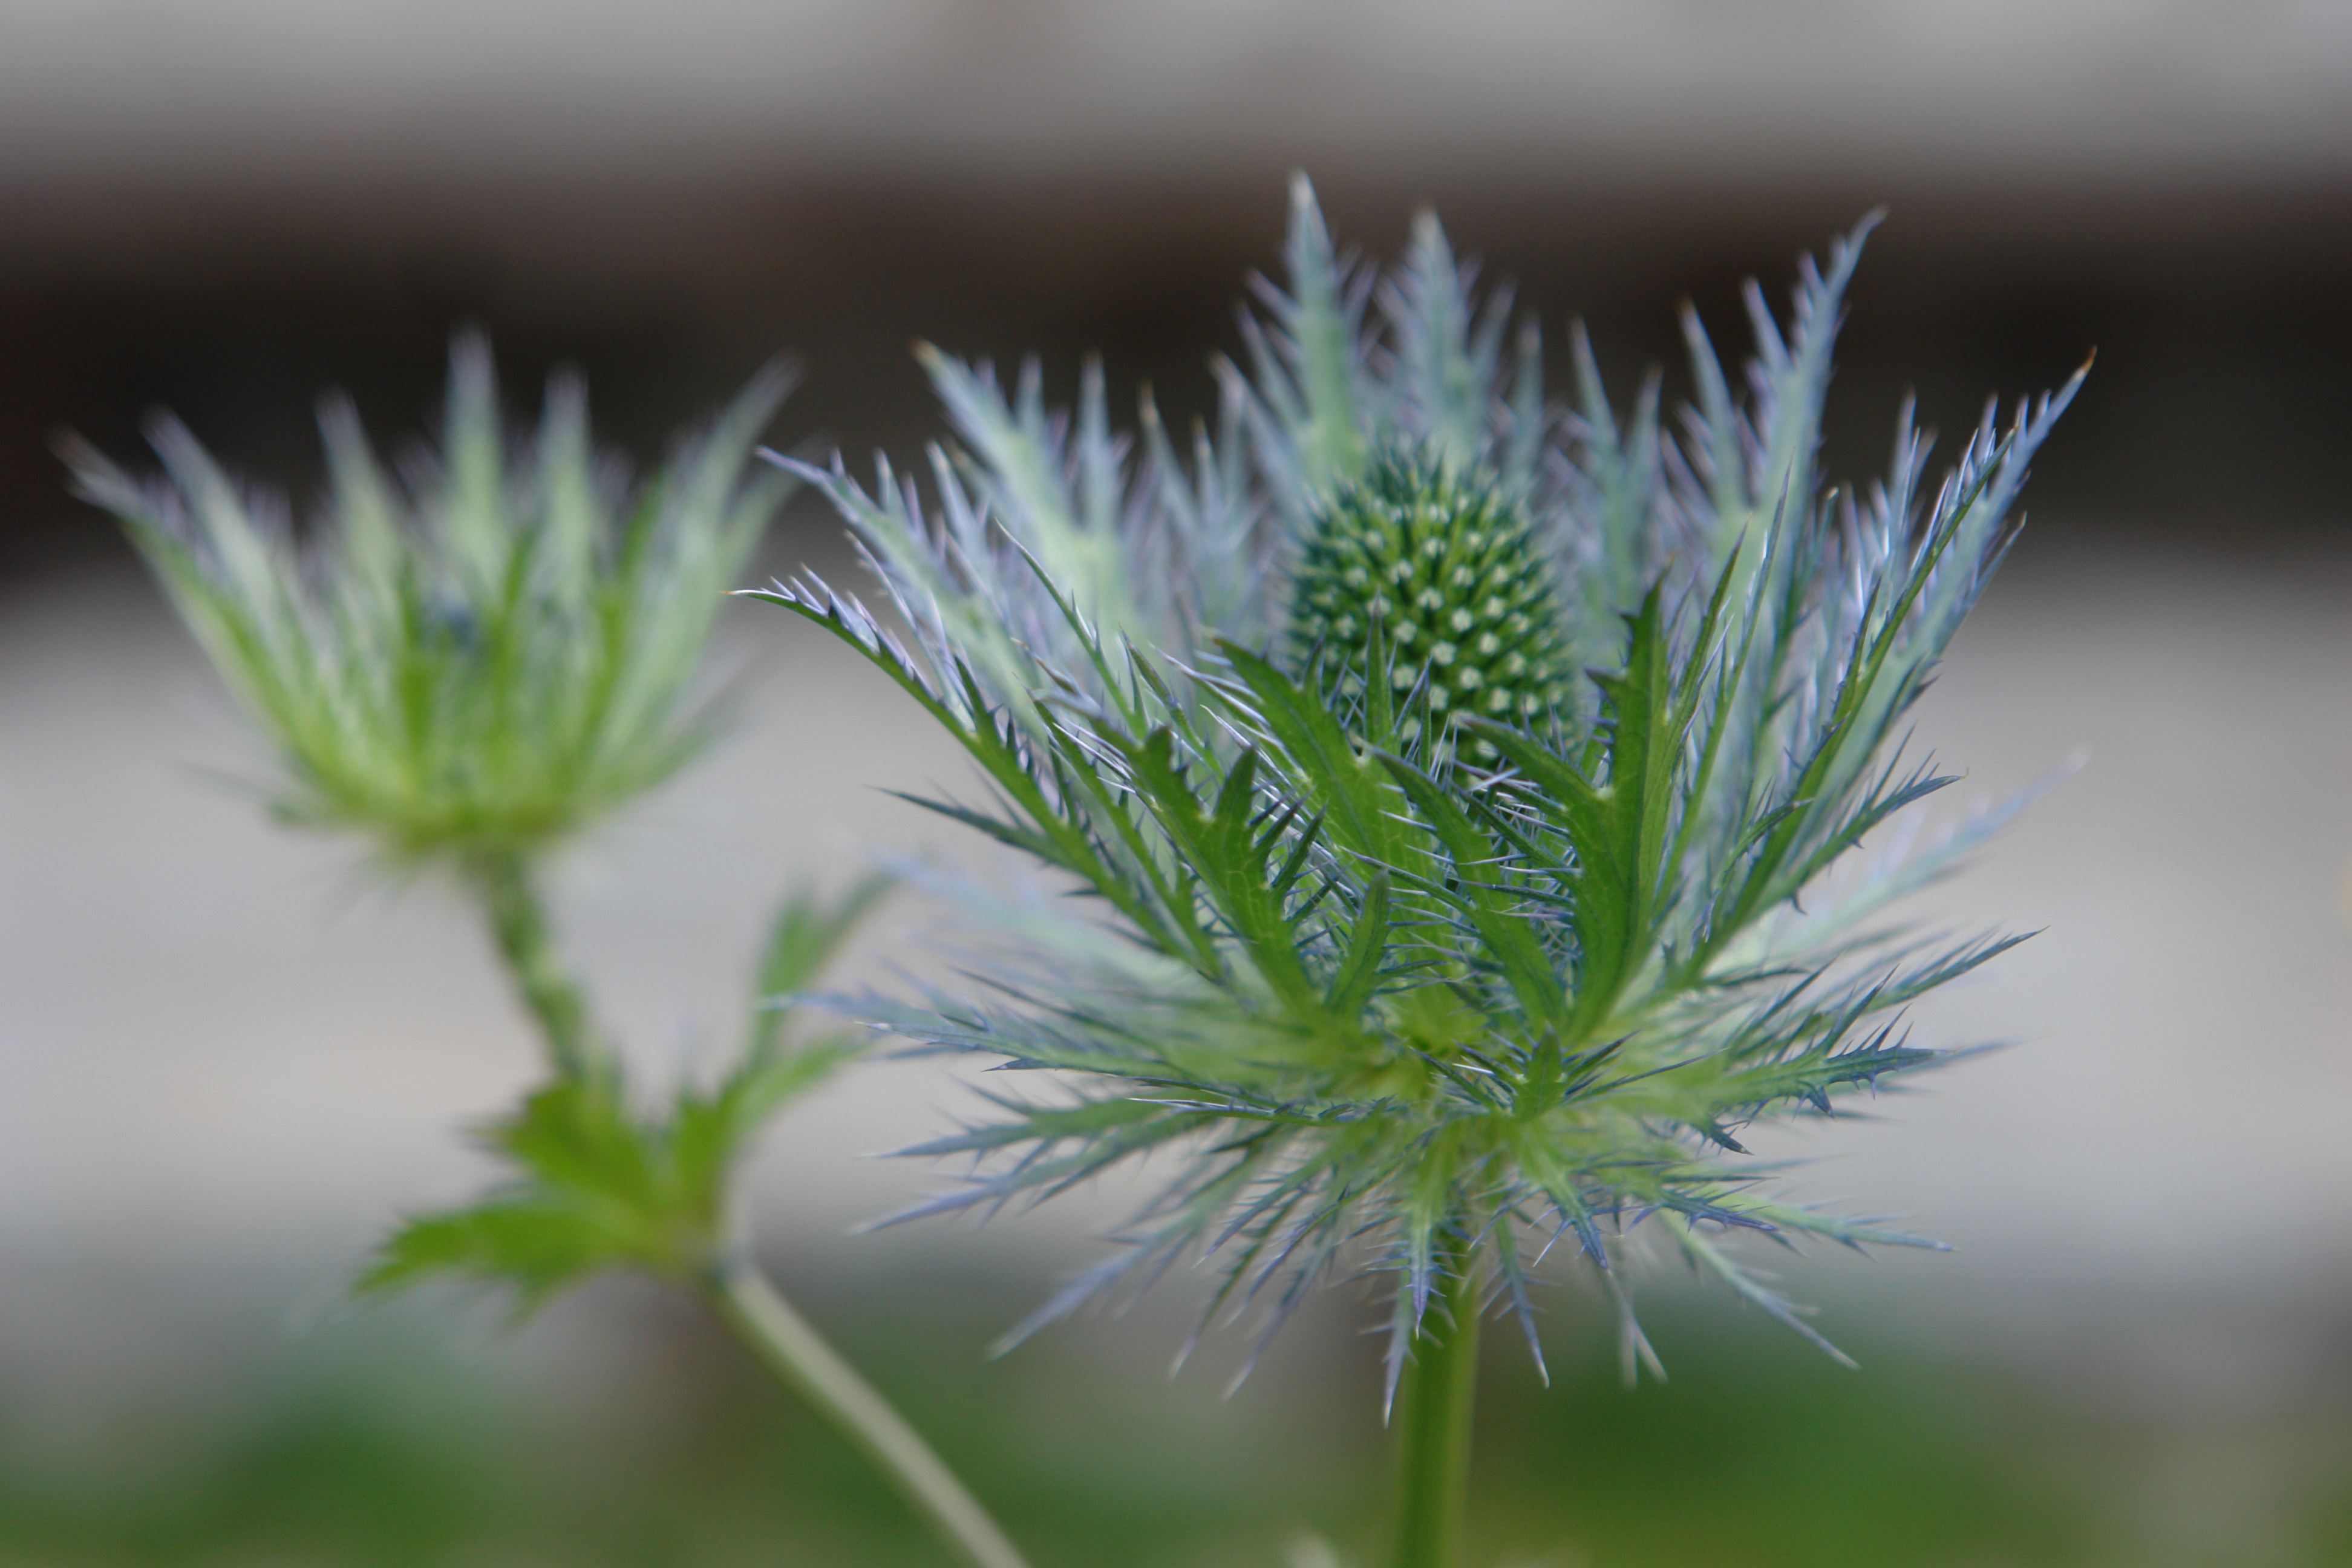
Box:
[4,1272,2344,1567]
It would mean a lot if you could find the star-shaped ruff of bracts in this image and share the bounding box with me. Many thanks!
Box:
[746,175,2083,1397]
[68,339,791,871]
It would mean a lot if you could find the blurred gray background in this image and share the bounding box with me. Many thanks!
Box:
[3,4,2350,1565]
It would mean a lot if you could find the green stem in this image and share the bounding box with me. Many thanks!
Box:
[468,851,595,1079]
[1391,1246,1482,1568]
[702,1256,1034,1568]
[462,855,1031,1568]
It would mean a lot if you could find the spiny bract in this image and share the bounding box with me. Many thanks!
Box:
[752,177,2082,1402]
[1287,449,1572,759]
[65,339,790,870]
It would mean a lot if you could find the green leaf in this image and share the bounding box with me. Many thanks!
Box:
[364,1200,618,1313]
[1325,872,1393,1019]
[1374,753,1567,1033]
[1108,735,1327,1021]
[361,1076,681,1307]
[1214,642,1411,872]
[1460,586,1686,1037]
[365,874,877,1312]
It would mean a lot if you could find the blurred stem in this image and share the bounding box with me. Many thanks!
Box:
[1391,1241,1481,1568]
[464,854,1028,1568]
[467,851,595,1080]
[701,1255,1034,1568]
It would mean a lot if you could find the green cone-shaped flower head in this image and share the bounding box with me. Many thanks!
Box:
[1286,450,1570,759]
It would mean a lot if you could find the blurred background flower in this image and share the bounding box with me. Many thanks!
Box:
[2,4,2348,1565]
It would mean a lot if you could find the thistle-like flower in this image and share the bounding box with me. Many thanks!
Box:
[71,345,1037,1568]
[753,177,2082,1473]
[65,337,791,873]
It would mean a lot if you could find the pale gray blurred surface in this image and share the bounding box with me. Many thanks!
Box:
[5,544,2348,1396]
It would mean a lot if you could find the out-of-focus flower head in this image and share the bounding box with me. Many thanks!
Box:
[68,338,791,872]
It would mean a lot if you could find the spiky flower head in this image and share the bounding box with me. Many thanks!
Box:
[67,339,791,873]
[754,177,2083,1399]
[1287,448,1572,760]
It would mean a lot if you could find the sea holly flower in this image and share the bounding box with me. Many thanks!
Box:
[756,177,2080,1568]
[67,350,1035,1568]
[68,339,789,1083]
[64,338,788,878]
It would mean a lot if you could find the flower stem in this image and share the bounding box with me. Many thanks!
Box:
[468,851,595,1080]
[1390,1246,1482,1568]
[462,855,1032,1568]
[701,1256,1034,1568]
